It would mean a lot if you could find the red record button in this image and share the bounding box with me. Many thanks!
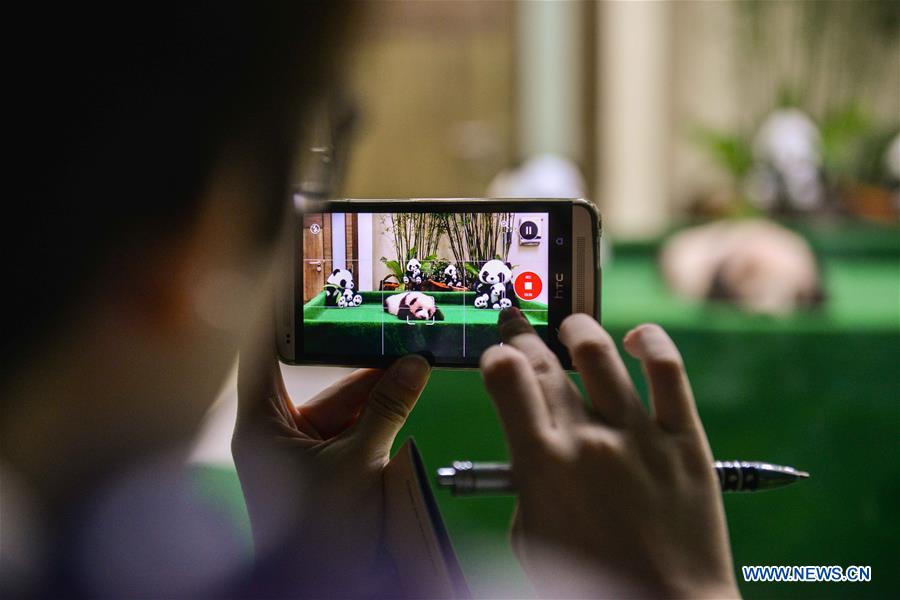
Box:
[514,271,542,301]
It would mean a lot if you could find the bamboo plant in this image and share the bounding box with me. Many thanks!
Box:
[381,211,514,289]
[440,212,513,283]
[380,213,441,290]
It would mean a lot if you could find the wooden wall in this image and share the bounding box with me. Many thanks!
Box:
[338,1,516,199]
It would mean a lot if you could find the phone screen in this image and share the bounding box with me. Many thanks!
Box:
[297,202,574,367]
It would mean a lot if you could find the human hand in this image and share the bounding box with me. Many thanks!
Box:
[480,310,739,598]
[231,333,431,591]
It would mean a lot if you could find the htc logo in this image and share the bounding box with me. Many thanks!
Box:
[554,273,565,300]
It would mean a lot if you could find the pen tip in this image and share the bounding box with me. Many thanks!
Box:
[436,467,456,487]
[794,470,810,478]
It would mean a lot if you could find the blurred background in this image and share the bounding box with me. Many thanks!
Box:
[192,2,899,598]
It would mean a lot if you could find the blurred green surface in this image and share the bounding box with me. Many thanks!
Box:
[198,228,900,598]
[303,290,548,359]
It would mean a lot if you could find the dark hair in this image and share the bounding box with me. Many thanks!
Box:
[5,3,347,369]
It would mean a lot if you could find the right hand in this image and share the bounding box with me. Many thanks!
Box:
[479,310,739,598]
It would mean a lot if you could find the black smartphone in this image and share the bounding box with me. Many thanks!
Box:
[277,198,600,369]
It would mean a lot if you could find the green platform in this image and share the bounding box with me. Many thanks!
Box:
[200,222,900,598]
[303,290,548,359]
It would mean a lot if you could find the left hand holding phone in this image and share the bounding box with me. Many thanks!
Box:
[232,322,431,594]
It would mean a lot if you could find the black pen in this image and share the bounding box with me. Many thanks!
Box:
[436,460,809,495]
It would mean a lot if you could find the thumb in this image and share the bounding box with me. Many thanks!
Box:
[351,354,431,456]
[235,308,293,431]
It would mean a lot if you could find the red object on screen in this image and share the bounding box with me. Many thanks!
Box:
[514,271,542,301]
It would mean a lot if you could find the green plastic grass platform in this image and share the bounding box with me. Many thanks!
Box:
[303,290,548,358]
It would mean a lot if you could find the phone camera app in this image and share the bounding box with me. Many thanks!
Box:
[301,211,551,362]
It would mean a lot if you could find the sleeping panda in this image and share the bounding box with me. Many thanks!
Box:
[383,292,445,321]
[441,264,463,288]
[324,268,363,308]
[473,259,518,310]
[403,258,424,290]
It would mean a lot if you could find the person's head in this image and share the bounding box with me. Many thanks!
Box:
[3,3,350,487]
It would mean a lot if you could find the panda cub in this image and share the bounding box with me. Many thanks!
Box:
[383,292,444,321]
[403,258,424,290]
[441,263,463,288]
[473,259,519,310]
[325,268,363,308]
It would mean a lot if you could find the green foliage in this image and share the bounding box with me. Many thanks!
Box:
[694,0,899,194]
[420,253,439,277]
[820,104,898,185]
[380,257,403,278]
[820,104,871,182]
[693,103,898,190]
[429,257,450,275]
[428,257,461,282]
[691,127,754,180]
[381,251,442,288]
[380,257,406,290]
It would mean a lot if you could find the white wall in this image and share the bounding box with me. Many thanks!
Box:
[372,213,394,288]
[331,212,346,269]
[596,0,672,240]
[357,213,374,291]
[517,0,588,164]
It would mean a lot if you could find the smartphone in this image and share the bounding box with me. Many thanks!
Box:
[277,198,600,369]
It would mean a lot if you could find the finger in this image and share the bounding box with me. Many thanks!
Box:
[350,354,431,456]
[498,308,587,426]
[480,344,554,458]
[623,323,699,433]
[298,369,384,439]
[559,314,645,426]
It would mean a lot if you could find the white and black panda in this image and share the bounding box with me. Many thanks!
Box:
[339,287,363,308]
[403,258,424,290]
[383,292,445,321]
[324,268,363,308]
[441,263,463,288]
[473,259,518,310]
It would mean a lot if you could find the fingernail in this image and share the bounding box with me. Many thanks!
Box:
[498,307,522,324]
[392,355,431,390]
[624,323,664,357]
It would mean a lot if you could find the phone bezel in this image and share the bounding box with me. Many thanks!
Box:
[281,198,600,369]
